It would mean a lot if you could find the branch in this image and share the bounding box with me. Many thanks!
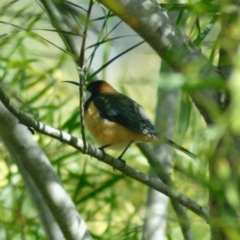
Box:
[139,72,194,239]
[0,85,209,222]
[0,118,65,240]
[96,0,225,123]
[141,58,193,239]
[0,100,92,240]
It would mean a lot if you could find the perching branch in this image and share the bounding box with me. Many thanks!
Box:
[0,85,209,222]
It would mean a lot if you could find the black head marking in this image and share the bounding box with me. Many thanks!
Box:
[86,80,108,95]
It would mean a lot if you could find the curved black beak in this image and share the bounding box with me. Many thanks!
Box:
[63,81,80,86]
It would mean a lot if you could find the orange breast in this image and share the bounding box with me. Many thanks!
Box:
[84,102,154,149]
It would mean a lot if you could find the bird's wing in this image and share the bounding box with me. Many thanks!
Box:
[92,94,157,137]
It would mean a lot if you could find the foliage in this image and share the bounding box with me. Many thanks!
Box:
[0,0,240,239]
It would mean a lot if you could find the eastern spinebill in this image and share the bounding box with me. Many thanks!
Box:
[67,80,196,160]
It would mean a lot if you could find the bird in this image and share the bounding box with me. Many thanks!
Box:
[83,80,196,160]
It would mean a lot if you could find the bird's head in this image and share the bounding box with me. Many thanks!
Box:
[86,80,117,96]
[64,80,118,99]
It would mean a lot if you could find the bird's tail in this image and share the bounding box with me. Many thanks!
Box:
[162,137,197,159]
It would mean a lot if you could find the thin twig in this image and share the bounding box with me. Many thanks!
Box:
[79,0,94,68]
[77,0,94,152]
[77,67,87,152]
